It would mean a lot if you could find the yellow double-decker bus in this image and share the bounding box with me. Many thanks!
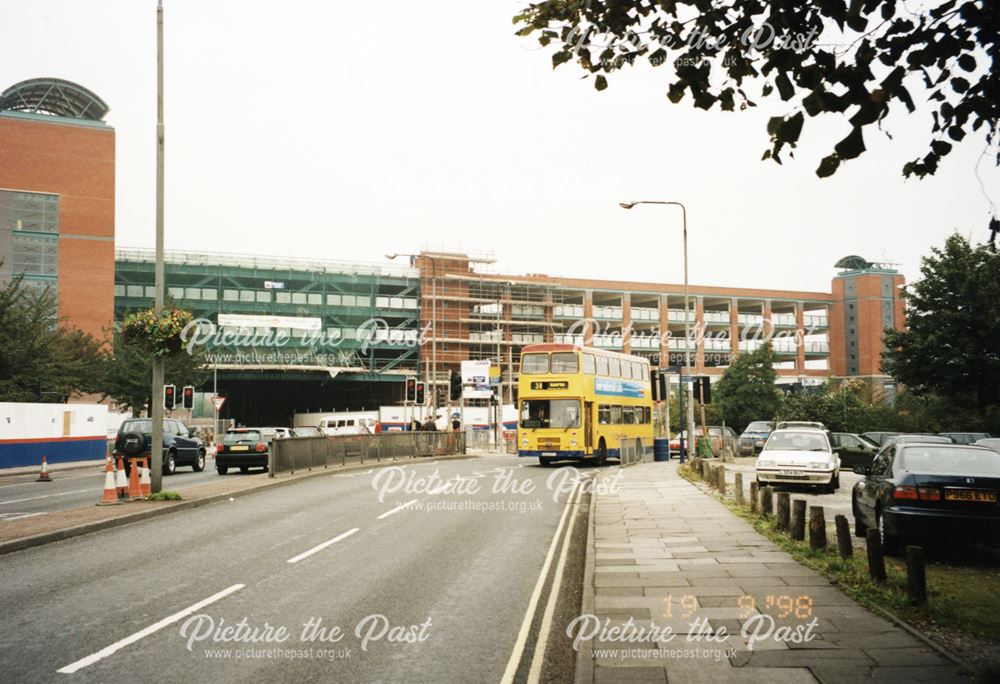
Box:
[517,343,653,466]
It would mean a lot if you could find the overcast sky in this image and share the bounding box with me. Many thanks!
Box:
[4,0,997,294]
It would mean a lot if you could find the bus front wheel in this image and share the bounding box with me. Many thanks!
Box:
[597,439,608,467]
[539,456,555,467]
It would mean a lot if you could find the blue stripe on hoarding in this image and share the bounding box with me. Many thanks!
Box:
[594,377,646,398]
[1,437,107,469]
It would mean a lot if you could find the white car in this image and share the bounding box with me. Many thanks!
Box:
[755,429,840,493]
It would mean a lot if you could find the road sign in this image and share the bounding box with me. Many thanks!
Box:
[212,396,226,412]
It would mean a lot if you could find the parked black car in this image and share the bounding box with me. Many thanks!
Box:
[113,418,206,476]
[215,428,271,474]
[852,443,1000,553]
[830,432,878,468]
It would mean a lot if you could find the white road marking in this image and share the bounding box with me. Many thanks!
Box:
[286,528,360,564]
[501,479,583,684]
[0,473,97,489]
[528,480,585,681]
[56,584,245,674]
[0,488,94,506]
[377,499,418,520]
[0,512,45,522]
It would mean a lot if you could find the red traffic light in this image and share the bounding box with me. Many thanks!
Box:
[182,385,195,409]
[405,377,416,402]
[163,384,176,409]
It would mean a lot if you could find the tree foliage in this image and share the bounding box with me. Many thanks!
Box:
[0,274,105,402]
[102,330,209,417]
[513,0,999,223]
[882,233,1000,416]
[713,342,781,431]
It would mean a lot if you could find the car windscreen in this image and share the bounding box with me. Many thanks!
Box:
[224,430,261,443]
[764,432,829,452]
[120,420,152,434]
[519,399,581,429]
[899,447,1000,476]
[744,422,771,432]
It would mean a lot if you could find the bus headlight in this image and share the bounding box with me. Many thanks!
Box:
[569,439,578,447]
[522,438,528,447]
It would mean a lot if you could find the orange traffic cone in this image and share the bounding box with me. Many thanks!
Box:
[98,457,121,505]
[115,456,130,501]
[140,457,152,498]
[36,456,53,482]
[127,458,143,500]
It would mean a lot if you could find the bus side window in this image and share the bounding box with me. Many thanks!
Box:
[610,405,622,424]
[621,363,632,380]
[596,355,609,376]
[631,362,642,379]
[645,407,652,424]
[609,358,621,377]
[622,406,634,424]
[598,405,610,424]
[641,365,649,381]
[583,353,596,375]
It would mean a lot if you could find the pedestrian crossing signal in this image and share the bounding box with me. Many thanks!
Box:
[163,384,176,410]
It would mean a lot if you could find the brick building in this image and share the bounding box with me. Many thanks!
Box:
[413,251,905,403]
[0,78,115,339]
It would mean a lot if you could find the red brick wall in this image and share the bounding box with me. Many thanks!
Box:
[0,115,115,340]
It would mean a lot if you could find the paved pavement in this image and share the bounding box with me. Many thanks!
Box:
[575,461,967,683]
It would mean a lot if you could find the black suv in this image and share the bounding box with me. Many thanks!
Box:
[114,418,207,476]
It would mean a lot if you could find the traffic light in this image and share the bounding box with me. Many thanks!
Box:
[449,370,461,401]
[182,385,195,409]
[415,382,425,405]
[405,377,416,402]
[163,384,176,410]
[696,376,711,404]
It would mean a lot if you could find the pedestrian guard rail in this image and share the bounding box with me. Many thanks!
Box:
[269,432,466,476]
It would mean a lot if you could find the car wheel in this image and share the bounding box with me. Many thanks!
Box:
[164,451,177,476]
[240,466,250,474]
[192,450,206,472]
[597,439,608,467]
[822,477,836,494]
[852,497,867,537]
[217,465,228,475]
[876,508,900,554]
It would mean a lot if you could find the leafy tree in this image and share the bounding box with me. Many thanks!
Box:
[713,342,781,432]
[882,233,1000,417]
[102,330,209,417]
[513,0,999,238]
[0,273,105,402]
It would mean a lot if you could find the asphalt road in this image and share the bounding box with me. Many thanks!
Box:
[0,460,237,520]
[0,454,596,682]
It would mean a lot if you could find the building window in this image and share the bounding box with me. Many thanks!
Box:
[356,295,370,308]
[202,288,217,301]
[114,284,126,297]
[126,285,144,297]
[223,289,239,302]
[327,294,342,306]
[169,287,184,300]
[185,287,201,300]
[239,290,254,303]
[342,295,357,306]
[292,292,307,304]
[276,291,291,304]
[256,291,272,303]
[307,293,322,305]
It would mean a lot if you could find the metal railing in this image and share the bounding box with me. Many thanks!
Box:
[269,432,466,476]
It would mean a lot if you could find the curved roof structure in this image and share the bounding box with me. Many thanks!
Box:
[0,78,108,121]
[834,255,872,270]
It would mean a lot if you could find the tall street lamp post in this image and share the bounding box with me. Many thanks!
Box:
[619,200,697,462]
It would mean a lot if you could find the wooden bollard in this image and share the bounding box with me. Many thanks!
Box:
[906,546,926,605]
[776,492,790,532]
[734,472,743,506]
[866,529,886,583]
[749,481,759,513]
[835,515,853,559]
[717,467,726,496]
[761,486,773,517]
[809,506,826,550]
[791,499,806,541]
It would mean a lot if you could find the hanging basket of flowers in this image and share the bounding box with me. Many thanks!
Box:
[122,307,194,358]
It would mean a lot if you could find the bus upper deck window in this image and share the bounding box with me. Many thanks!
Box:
[522,353,549,374]
[583,353,596,375]
[596,355,609,376]
[551,352,579,374]
[621,362,632,379]
[609,358,621,377]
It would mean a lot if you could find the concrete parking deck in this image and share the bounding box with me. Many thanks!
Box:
[576,461,967,683]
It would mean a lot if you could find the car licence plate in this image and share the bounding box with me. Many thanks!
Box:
[944,489,997,503]
[779,470,803,476]
[230,445,249,451]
